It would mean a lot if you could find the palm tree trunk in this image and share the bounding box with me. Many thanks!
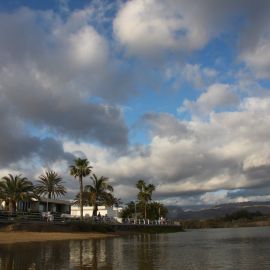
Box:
[79,176,83,221]
[93,203,98,217]
[46,195,49,212]
[9,201,14,213]
[144,203,147,219]
[92,240,98,269]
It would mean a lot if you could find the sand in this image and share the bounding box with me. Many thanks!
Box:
[0,232,116,245]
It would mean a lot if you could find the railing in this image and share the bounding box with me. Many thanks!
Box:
[0,210,43,222]
[0,210,175,226]
[0,210,64,223]
[122,218,173,225]
[61,214,119,224]
[0,210,119,224]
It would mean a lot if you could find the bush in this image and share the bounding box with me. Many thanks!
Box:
[224,210,263,221]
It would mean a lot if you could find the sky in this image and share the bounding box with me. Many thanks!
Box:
[1,0,270,209]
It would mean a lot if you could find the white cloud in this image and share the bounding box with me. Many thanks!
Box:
[240,38,270,79]
[200,190,229,205]
[165,63,218,90]
[60,96,270,203]
[114,0,270,80]
[179,83,239,117]
[68,25,108,69]
[113,0,215,57]
[243,152,270,171]
[182,64,218,89]
[1,1,270,207]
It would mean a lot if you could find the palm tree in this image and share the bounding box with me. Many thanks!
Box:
[85,174,113,216]
[136,179,155,219]
[73,190,96,207]
[36,170,66,199]
[73,190,118,209]
[70,158,92,220]
[0,184,5,209]
[0,174,34,213]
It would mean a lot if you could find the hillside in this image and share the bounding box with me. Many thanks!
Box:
[168,201,270,220]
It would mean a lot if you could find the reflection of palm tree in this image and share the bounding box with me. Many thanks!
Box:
[0,239,115,269]
[0,241,71,269]
[136,234,161,270]
[36,170,66,199]
[136,180,155,219]
[0,174,34,212]
[85,174,113,216]
[79,240,83,268]
[92,240,98,269]
[70,158,92,220]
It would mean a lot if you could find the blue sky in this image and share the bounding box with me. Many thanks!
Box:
[1,0,270,208]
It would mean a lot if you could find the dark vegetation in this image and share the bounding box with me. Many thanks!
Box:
[0,222,183,234]
[121,201,168,220]
[0,222,115,233]
[121,180,168,220]
[181,210,270,229]
[0,159,169,222]
[223,210,262,221]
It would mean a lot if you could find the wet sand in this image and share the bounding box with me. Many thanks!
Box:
[0,232,116,245]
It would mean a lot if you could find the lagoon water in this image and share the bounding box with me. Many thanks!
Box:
[1,226,270,269]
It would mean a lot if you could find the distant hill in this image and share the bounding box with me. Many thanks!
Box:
[167,201,270,220]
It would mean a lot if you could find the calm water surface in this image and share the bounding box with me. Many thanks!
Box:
[1,227,270,269]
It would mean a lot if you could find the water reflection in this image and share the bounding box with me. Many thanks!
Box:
[135,234,168,270]
[0,241,70,270]
[69,239,112,269]
[0,239,113,270]
[1,228,270,269]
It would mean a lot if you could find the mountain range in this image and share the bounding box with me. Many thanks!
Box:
[168,201,270,220]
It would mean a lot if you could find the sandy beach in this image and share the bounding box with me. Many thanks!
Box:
[0,231,116,245]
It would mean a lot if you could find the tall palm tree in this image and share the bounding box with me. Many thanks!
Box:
[73,190,118,209]
[35,170,66,200]
[0,184,5,208]
[70,158,92,220]
[85,174,114,216]
[73,190,96,207]
[136,179,155,219]
[0,174,34,213]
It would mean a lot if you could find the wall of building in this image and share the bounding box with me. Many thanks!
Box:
[71,206,122,218]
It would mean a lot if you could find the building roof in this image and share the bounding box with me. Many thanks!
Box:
[38,198,72,205]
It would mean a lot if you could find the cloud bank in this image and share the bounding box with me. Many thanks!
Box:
[0,1,270,207]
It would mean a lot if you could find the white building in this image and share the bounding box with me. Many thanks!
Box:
[1,198,71,214]
[71,205,122,221]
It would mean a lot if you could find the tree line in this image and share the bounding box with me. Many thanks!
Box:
[0,157,168,220]
[0,157,115,220]
[121,180,168,220]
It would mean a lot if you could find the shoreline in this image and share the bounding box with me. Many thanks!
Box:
[0,231,117,245]
[0,222,183,244]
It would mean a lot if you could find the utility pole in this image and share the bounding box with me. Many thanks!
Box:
[134,201,137,224]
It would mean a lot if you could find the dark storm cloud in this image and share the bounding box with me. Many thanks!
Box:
[1,76,128,147]
[1,75,128,149]
[243,165,270,188]
[0,5,131,173]
[228,187,270,200]
[36,137,75,164]
[0,7,136,103]
[0,7,129,150]
[0,105,74,167]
